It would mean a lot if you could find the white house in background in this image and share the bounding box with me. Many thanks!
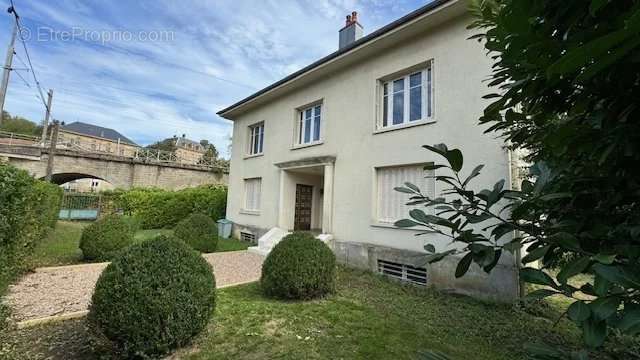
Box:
[218,0,520,301]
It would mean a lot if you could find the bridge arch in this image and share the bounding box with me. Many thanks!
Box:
[38,172,111,186]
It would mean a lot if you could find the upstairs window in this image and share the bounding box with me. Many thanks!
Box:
[248,122,264,155]
[381,63,433,129]
[297,104,322,145]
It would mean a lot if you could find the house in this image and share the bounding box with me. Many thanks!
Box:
[174,135,207,164]
[58,121,138,157]
[218,0,519,301]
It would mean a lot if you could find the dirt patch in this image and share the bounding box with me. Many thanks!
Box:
[3,251,264,323]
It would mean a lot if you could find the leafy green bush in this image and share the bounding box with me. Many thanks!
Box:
[173,213,218,253]
[0,164,61,330]
[89,236,216,358]
[79,215,135,261]
[261,232,336,300]
[105,185,227,229]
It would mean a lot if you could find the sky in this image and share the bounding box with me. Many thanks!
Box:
[0,0,429,158]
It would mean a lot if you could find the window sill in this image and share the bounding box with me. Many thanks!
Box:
[240,209,261,216]
[290,141,324,150]
[244,153,264,160]
[370,222,436,232]
[373,119,436,134]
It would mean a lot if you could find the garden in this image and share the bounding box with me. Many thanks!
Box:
[2,1,640,359]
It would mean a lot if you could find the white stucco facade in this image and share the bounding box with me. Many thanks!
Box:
[220,0,520,301]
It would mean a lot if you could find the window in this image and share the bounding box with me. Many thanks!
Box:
[243,178,262,211]
[297,104,322,145]
[380,63,433,129]
[248,122,264,155]
[376,164,435,223]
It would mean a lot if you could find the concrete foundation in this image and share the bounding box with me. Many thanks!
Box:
[334,240,520,302]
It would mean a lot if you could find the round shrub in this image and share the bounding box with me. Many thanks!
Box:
[261,232,336,300]
[173,213,218,253]
[89,235,216,358]
[79,215,135,261]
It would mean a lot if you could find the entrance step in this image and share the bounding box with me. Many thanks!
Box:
[248,228,334,256]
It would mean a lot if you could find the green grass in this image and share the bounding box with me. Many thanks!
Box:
[216,237,251,252]
[1,267,637,360]
[133,228,174,242]
[28,222,88,268]
[28,222,250,268]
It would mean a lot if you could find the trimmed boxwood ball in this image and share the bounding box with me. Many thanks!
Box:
[261,232,336,300]
[88,235,216,358]
[173,213,218,253]
[79,214,135,261]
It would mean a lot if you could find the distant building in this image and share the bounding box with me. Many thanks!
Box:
[174,135,206,164]
[62,178,115,193]
[58,121,139,157]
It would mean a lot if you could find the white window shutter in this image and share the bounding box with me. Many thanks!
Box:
[376,165,434,223]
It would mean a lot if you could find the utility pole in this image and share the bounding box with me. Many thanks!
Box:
[45,120,59,182]
[0,6,18,125]
[41,89,53,145]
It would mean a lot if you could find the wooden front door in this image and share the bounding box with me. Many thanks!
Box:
[294,184,313,231]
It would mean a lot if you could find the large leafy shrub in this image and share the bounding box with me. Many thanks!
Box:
[0,164,61,330]
[0,164,61,289]
[261,233,336,300]
[89,236,216,358]
[106,185,227,229]
[395,0,640,356]
[79,215,135,261]
[173,213,218,253]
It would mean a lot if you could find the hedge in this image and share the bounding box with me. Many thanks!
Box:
[89,236,216,357]
[173,213,218,253]
[79,215,136,261]
[0,164,62,302]
[104,185,227,229]
[261,232,336,300]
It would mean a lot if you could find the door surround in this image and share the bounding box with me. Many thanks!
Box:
[275,156,336,234]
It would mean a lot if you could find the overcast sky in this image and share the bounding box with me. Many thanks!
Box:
[0,0,429,157]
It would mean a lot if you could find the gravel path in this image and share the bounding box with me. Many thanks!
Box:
[3,251,264,323]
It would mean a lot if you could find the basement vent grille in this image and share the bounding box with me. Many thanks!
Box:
[377,259,427,286]
[240,231,256,243]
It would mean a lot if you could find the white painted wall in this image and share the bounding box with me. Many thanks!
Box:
[227,14,509,254]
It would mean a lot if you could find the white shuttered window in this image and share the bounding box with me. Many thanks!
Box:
[244,178,262,211]
[376,164,435,223]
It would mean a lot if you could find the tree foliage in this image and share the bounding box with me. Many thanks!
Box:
[146,137,177,152]
[397,0,640,355]
[0,111,41,136]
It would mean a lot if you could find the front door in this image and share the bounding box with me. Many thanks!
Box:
[294,184,313,231]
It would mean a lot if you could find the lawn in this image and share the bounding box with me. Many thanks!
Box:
[1,267,637,360]
[29,221,251,268]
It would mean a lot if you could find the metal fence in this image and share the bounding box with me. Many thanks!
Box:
[0,130,39,145]
[59,193,102,220]
[1,130,228,171]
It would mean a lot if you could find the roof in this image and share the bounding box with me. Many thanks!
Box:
[217,0,454,118]
[61,121,138,146]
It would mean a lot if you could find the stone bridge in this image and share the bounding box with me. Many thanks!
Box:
[0,144,228,190]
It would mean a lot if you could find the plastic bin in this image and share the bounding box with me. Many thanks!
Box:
[217,219,233,239]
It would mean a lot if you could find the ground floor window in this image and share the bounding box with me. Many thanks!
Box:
[375,164,434,223]
[243,178,262,212]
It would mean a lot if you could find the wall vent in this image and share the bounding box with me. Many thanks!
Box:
[377,259,427,286]
[240,231,256,243]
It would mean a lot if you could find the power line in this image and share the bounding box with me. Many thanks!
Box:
[9,0,50,113]
[13,69,31,88]
[13,52,29,70]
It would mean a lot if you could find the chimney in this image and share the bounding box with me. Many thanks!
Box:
[339,11,363,49]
